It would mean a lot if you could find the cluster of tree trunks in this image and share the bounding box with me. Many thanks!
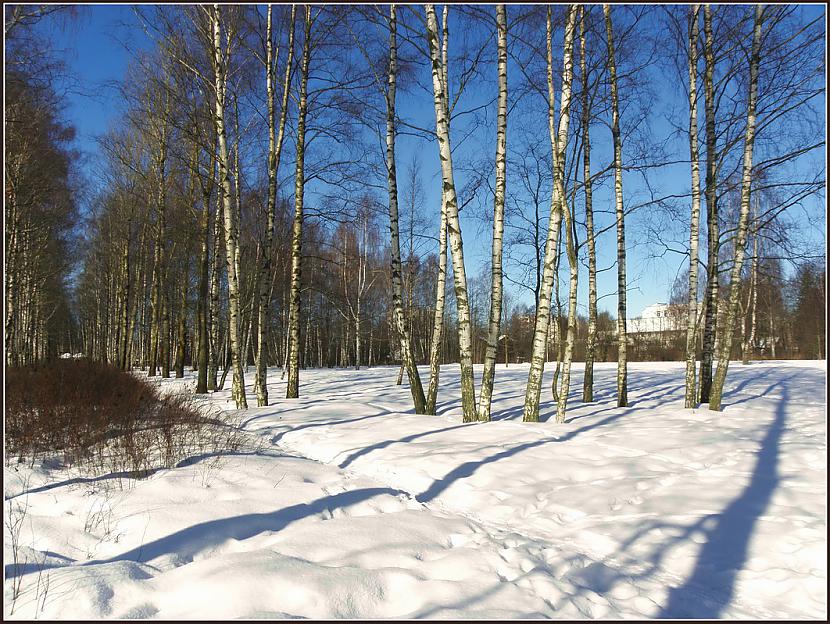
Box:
[6,4,824,423]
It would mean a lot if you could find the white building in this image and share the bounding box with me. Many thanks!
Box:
[627,303,685,334]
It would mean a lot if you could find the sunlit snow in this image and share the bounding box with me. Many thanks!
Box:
[4,360,826,619]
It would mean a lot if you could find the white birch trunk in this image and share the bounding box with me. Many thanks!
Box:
[604,5,628,408]
[255,5,295,406]
[387,4,426,411]
[208,183,222,392]
[147,108,168,378]
[685,4,703,408]
[425,196,447,414]
[196,134,216,393]
[117,225,131,371]
[709,5,763,411]
[522,5,577,423]
[425,4,476,422]
[551,229,563,402]
[580,5,598,404]
[556,189,579,423]
[698,5,718,404]
[211,3,247,409]
[175,256,188,378]
[477,4,508,423]
[743,196,759,364]
[424,6,450,415]
[286,6,311,399]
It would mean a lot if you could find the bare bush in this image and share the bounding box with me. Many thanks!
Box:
[5,360,243,477]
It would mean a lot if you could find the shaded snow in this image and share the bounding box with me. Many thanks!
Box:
[4,360,826,619]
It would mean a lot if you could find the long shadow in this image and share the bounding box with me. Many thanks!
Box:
[246,370,404,405]
[722,370,799,409]
[415,410,628,504]
[657,382,789,618]
[433,396,462,415]
[564,373,680,424]
[5,468,166,501]
[563,404,619,424]
[568,366,772,415]
[338,423,472,469]
[411,575,550,618]
[561,375,800,617]
[492,369,683,421]
[5,450,291,501]
[7,486,405,580]
[174,449,292,468]
[82,486,406,569]
[627,384,683,408]
[489,384,582,422]
[4,551,75,579]
[490,402,542,421]
[716,367,783,409]
[238,395,372,429]
[297,374,414,400]
[727,366,777,396]
[268,412,389,445]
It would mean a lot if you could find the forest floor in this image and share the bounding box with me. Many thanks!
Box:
[3,360,826,619]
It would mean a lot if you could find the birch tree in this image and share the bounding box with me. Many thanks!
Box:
[387,3,427,413]
[338,204,379,370]
[209,3,247,409]
[742,196,759,364]
[580,5,598,404]
[116,205,133,371]
[425,196,447,415]
[684,4,703,408]
[286,6,312,400]
[174,143,198,379]
[208,184,223,391]
[697,4,718,405]
[522,5,577,423]
[604,4,628,408]
[425,5,449,416]
[425,4,476,422]
[194,119,216,394]
[556,145,579,422]
[476,3,508,423]
[147,87,171,378]
[253,4,295,406]
[709,4,763,412]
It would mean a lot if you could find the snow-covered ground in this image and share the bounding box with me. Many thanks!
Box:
[4,360,826,619]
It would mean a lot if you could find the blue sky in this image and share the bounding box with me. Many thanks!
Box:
[32,6,140,157]
[31,4,826,319]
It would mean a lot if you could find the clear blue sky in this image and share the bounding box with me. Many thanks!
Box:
[33,4,826,320]
[32,6,140,162]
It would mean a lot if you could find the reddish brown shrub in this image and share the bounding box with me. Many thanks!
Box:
[5,359,240,475]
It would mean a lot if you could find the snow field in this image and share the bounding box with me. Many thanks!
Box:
[4,360,826,619]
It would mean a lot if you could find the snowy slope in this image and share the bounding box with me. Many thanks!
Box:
[4,360,826,619]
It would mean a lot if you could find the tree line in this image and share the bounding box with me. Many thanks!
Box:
[4,4,825,420]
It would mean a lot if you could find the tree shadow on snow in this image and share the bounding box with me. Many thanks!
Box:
[565,377,792,618]
[4,551,75,579]
[269,412,391,445]
[82,486,407,569]
[338,423,473,469]
[412,372,795,616]
[489,368,684,422]
[656,381,789,618]
[415,410,629,504]
[5,450,292,502]
[4,468,166,501]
